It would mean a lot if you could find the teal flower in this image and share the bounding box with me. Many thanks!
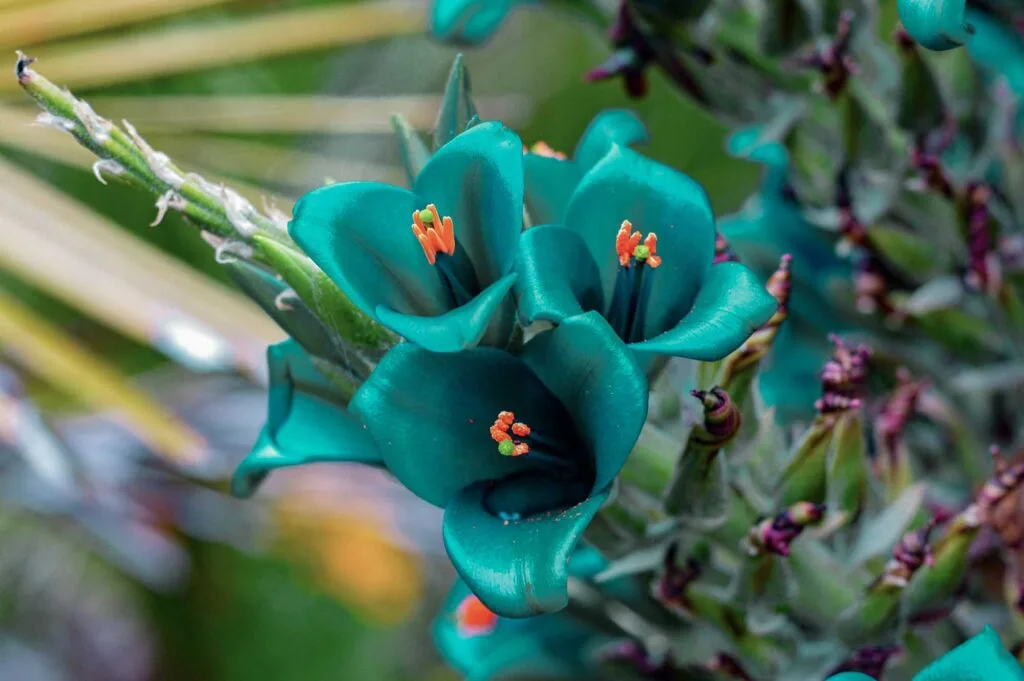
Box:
[290,122,524,353]
[431,0,537,45]
[515,145,777,362]
[230,341,381,498]
[435,563,610,681]
[719,126,852,422]
[349,312,647,617]
[524,109,649,225]
[827,627,1024,681]
[897,0,973,51]
[966,8,1024,127]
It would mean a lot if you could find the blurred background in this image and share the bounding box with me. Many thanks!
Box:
[0,1,763,679]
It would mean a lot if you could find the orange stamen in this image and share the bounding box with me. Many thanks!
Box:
[490,411,533,456]
[411,204,456,265]
[615,220,661,268]
[526,141,568,160]
[456,595,498,637]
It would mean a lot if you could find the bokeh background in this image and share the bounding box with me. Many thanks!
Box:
[0,1,789,679]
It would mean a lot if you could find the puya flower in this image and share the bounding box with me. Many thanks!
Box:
[515,145,777,363]
[345,312,646,617]
[523,109,649,226]
[232,313,646,618]
[826,626,1024,681]
[289,121,524,353]
[430,0,537,45]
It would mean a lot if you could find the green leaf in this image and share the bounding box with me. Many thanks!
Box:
[824,410,869,529]
[848,483,928,566]
[777,416,835,506]
[868,223,950,281]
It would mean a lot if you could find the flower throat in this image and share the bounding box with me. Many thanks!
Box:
[607,220,661,343]
[412,204,479,307]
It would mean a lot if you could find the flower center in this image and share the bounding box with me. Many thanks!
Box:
[455,595,498,637]
[489,410,533,457]
[523,141,567,160]
[608,220,661,343]
[411,204,478,307]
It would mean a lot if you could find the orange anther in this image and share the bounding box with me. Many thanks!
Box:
[497,411,516,425]
[513,443,530,456]
[615,220,662,268]
[412,204,456,265]
[511,422,531,437]
[490,426,512,443]
[526,141,567,160]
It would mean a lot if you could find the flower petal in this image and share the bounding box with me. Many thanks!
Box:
[230,341,380,498]
[914,626,1024,681]
[514,226,603,325]
[289,182,451,321]
[415,121,525,287]
[630,262,777,361]
[897,0,972,52]
[444,476,610,617]
[375,273,518,352]
[224,259,335,360]
[564,146,716,339]
[573,109,649,171]
[434,54,478,150]
[430,0,521,45]
[523,155,582,226]
[348,340,581,508]
[522,312,648,494]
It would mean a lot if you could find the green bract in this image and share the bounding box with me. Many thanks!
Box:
[349,311,647,617]
[289,121,524,353]
[516,144,777,362]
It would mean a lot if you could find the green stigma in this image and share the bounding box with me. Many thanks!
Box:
[419,208,435,224]
[633,244,650,260]
[497,440,515,456]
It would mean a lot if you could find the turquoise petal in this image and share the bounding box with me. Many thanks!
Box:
[523,110,648,226]
[564,146,716,341]
[230,341,380,498]
[514,225,604,325]
[289,182,451,321]
[415,121,525,287]
[522,312,648,494]
[348,341,581,508]
[825,675,874,681]
[573,109,649,171]
[914,627,1024,681]
[375,273,517,352]
[630,262,777,361]
[523,155,582,226]
[224,260,335,360]
[443,480,609,617]
[897,0,973,51]
[431,0,528,45]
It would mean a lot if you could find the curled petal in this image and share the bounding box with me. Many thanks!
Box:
[630,262,777,360]
[230,341,381,498]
